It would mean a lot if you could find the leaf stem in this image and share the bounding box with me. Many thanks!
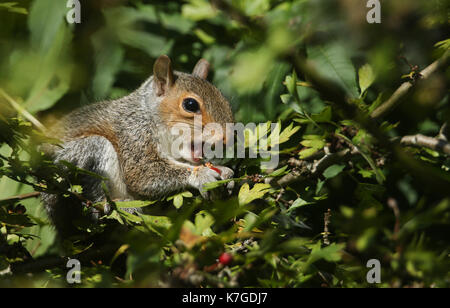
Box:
[0,88,47,133]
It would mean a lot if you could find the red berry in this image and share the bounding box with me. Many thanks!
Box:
[219,252,232,265]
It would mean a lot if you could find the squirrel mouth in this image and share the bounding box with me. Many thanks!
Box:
[191,143,203,163]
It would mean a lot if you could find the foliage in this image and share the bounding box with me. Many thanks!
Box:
[0,0,449,287]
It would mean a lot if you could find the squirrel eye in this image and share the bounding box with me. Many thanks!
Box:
[182,98,200,113]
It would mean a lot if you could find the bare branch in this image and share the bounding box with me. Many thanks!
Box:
[274,148,358,187]
[276,168,306,187]
[370,50,450,119]
[400,134,450,155]
[310,148,358,175]
[438,122,449,141]
[10,244,119,274]
[290,51,450,191]
[0,192,41,205]
[323,209,331,246]
[387,198,400,241]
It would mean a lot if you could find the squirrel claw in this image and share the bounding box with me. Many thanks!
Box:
[190,165,234,200]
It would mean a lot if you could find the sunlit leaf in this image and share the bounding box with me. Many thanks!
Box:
[238,183,271,206]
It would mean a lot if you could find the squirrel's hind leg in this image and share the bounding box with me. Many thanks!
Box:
[42,135,133,236]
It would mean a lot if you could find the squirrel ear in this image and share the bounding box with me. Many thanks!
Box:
[153,55,174,96]
[192,59,210,80]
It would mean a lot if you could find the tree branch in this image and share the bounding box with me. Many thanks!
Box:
[274,148,358,187]
[438,122,449,141]
[0,192,41,205]
[323,209,331,246]
[400,134,450,155]
[370,50,450,119]
[289,52,450,191]
[10,244,119,274]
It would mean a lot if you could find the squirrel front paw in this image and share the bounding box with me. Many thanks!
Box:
[189,165,234,199]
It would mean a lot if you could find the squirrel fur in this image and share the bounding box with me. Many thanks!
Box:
[41,56,234,236]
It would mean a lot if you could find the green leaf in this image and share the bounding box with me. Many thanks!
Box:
[268,121,299,146]
[238,183,271,206]
[194,28,215,45]
[138,213,172,235]
[315,179,326,195]
[266,166,288,177]
[0,255,10,272]
[299,147,318,159]
[23,25,73,113]
[0,2,27,14]
[323,164,345,179]
[300,139,325,149]
[70,185,83,194]
[286,198,313,213]
[91,37,124,99]
[167,191,193,209]
[173,194,183,209]
[182,0,217,21]
[356,228,377,252]
[358,64,376,95]
[231,49,274,94]
[194,211,215,236]
[280,94,291,104]
[115,200,157,209]
[307,242,345,265]
[307,43,358,97]
[368,93,384,114]
[337,133,385,184]
[105,210,125,225]
[285,72,297,96]
[0,209,35,228]
[181,191,193,198]
[28,0,67,53]
[202,178,236,191]
[312,106,332,123]
[233,0,271,16]
[434,38,450,52]
[278,123,300,144]
[358,169,375,179]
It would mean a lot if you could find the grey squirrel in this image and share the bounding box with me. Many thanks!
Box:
[41,55,234,236]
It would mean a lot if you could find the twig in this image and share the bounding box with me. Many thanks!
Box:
[276,168,305,187]
[438,122,448,141]
[400,134,450,155]
[290,52,450,191]
[323,209,331,246]
[213,0,450,189]
[10,244,119,274]
[0,191,41,205]
[370,50,450,119]
[275,148,357,187]
[0,190,103,214]
[387,198,400,240]
[310,148,358,175]
[0,88,48,133]
[275,188,285,202]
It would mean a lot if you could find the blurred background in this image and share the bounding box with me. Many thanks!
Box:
[0,0,449,287]
[1,0,447,123]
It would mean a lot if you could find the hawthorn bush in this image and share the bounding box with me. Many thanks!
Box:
[0,0,449,287]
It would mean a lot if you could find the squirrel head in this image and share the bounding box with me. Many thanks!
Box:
[153,55,234,165]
